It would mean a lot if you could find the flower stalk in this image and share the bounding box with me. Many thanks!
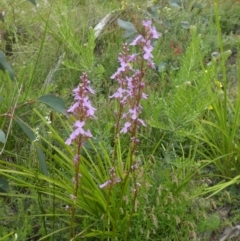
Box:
[107,19,160,239]
[65,73,96,238]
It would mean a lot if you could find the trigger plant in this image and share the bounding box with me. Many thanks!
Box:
[110,20,160,163]
[99,19,160,240]
[65,73,96,238]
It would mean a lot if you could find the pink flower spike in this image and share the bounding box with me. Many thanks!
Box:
[65,72,95,152]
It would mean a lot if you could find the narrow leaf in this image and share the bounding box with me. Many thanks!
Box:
[37,147,48,176]
[123,30,137,39]
[0,129,6,144]
[37,94,67,114]
[0,232,15,240]
[15,117,36,141]
[0,50,15,80]
[0,176,8,193]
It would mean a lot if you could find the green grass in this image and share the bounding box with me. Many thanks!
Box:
[1,0,240,240]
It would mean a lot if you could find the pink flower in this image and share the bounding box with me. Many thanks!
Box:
[143,44,153,60]
[69,121,85,140]
[74,120,85,129]
[110,87,128,99]
[142,93,148,99]
[99,177,121,189]
[129,108,138,120]
[142,20,152,28]
[121,122,131,133]
[84,129,92,138]
[99,180,112,189]
[138,119,146,127]
[65,138,72,145]
[150,26,161,39]
[130,35,144,46]
[67,102,79,113]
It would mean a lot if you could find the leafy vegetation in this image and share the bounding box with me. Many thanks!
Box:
[0,0,240,240]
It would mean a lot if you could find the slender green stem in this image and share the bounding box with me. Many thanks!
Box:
[51,183,56,241]
[124,170,138,241]
[190,26,205,71]
[23,2,53,101]
[102,187,113,241]
[112,102,124,165]
[214,2,227,124]
[70,137,83,239]
[38,191,47,235]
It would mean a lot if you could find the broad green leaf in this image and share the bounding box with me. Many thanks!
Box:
[117,18,136,32]
[0,176,8,193]
[36,147,48,176]
[37,94,67,114]
[169,0,182,8]
[15,117,36,141]
[27,0,37,5]
[123,30,137,39]
[0,50,15,80]
[0,129,6,144]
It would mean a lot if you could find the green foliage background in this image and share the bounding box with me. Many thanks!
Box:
[0,0,240,240]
